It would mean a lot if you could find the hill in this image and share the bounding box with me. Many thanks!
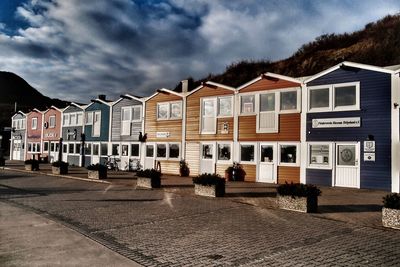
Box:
[176,14,400,91]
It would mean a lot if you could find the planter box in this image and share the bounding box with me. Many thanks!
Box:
[277,195,318,213]
[88,170,107,180]
[194,184,225,197]
[136,177,161,189]
[52,166,68,175]
[382,207,400,229]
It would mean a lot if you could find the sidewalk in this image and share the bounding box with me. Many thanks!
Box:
[0,201,141,267]
[4,160,388,229]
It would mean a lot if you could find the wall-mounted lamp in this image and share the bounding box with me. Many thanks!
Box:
[394,102,399,109]
[367,135,374,141]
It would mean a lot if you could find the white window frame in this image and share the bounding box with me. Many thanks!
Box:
[76,112,83,125]
[121,107,132,136]
[279,88,301,113]
[49,115,56,128]
[239,93,256,115]
[169,101,182,119]
[217,142,233,163]
[86,112,93,125]
[200,97,217,134]
[308,82,360,113]
[32,117,38,130]
[278,142,300,167]
[168,142,181,160]
[156,142,168,159]
[69,113,76,126]
[307,142,333,170]
[239,142,257,164]
[130,142,141,158]
[157,102,170,120]
[217,96,233,117]
[257,92,279,133]
[92,111,101,137]
[132,105,142,122]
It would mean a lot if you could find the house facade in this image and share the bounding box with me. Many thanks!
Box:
[42,106,62,162]
[25,109,43,160]
[10,111,26,161]
[61,103,85,166]
[237,73,303,183]
[110,94,144,170]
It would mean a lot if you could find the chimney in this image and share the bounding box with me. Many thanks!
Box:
[181,80,188,93]
[98,94,106,101]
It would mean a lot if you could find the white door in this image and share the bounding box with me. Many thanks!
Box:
[62,143,68,162]
[93,111,101,137]
[120,143,130,170]
[200,143,215,174]
[335,143,360,188]
[258,142,277,183]
[50,142,59,162]
[92,143,100,164]
[13,140,21,160]
[144,143,155,169]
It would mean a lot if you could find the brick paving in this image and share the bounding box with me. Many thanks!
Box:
[0,168,399,266]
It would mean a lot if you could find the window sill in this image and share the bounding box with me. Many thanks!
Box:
[307,165,332,170]
[240,161,256,165]
[256,129,279,134]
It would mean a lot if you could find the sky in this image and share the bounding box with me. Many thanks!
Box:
[0,0,400,102]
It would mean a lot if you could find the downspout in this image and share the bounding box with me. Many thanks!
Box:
[233,90,239,163]
[181,80,188,161]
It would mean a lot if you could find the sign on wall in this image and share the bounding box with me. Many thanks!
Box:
[364,153,375,161]
[363,141,375,152]
[312,117,361,128]
[156,132,170,138]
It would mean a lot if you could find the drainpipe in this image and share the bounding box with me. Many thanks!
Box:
[233,90,239,163]
[181,80,188,161]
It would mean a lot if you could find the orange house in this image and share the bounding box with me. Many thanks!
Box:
[25,109,43,160]
[185,81,236,177]
[236,73,302,183]
[143,86,186,175]
[42,106,63,162]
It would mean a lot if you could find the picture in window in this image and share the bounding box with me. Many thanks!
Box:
[260,93,275,112]
[121,145,128,156]
[146,145,154,157]
[170,103,181,119]
[241,95,254,113]
[260,145,273,162]
[202,144,213,159]
[157,144,167,158]
[280,91,297,111]
[240,144,254,162]
[218,144,231,161]
[335,86,356,107]
[157,103,169,119]
[218,97,232,116]
[169,144,180,158]
[280,145,297,164]
[310,88,329,109]
[309,144,329,165]
[131,144,140,157]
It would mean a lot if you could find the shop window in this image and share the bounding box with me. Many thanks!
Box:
[131,144,140,157]
[240,144,255,162]
[93,144,99,155]
[121,145,129,156]
[308,143,331,169]
[279,144,299,166]
[169,143,180,159]
[157,144,167,158]
[217,143,231,161]
[218,97,233,117]
[240,95,255,114]
[112,144,119,156]
[100,144,108,156]
[69,143,74,154]
[146,145,154,157]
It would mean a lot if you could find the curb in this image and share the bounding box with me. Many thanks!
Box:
[2,167,111,184]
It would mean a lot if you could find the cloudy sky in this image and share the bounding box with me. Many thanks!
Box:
[0,0,400,102]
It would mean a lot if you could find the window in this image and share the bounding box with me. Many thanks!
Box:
[44,142,49,152]
[260,145,274,162]
[240,144,255,163]
[157,102,181,120]
[157,103,169,120]
[121,145,129,156]
[63,144,67,153]
[100,143,108,156]
[84,143,92,155]
[132,106,141,121]
[309,87,330,110]
[202,144,213,159]
[36,143,40,152]
[69,143,74,154]
[218,97,232,117]
[75,143,81,155]
[334,85,357,109]
[217,143,231,161]
[55,143,59,152]
[169,143,180,159]
[76,113,83,125]
[93,111,101,137]
[69,113,76,126]
[63,114,69,126]
[279,143,299,166]
[131,144,140,157]
[157,144,167,158]
[50,142,55,152]
[48,116,56,128]
[121,107,131,136]
[170,102,182,119]
[93,144,99,155]
[258,92,278,133]
[86,112,93,125]
[146,145,154,157]
[280,91,297,111]
[201,98,217,134]
[308,143,331,169]
[112,144,119,156]
[260,93,275,112]
[32,118,38,130]
[241,95,255,114]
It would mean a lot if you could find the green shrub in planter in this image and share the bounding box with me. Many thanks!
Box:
[24,159,39,171]
[276,182,321,198]
[276,182,321,213]
[51,161,69,175]
[193,173,225,197]
[86,164,107,179]
[179,160,190,177]
[136,169,162,188]
[382,193,400,229]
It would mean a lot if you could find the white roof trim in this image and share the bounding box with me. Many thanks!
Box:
[237,76,262,91]
[12,111,26,119]
[186,81,236,96]
[304,61,394,83]
[70,102,86,109]
[145,88,183,102]
[124,94,144,102]
[237,72,301,91]
[91,98,113,106]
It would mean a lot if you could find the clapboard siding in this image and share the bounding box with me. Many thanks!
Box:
[238,114,300,141]
[307,68,392,190]
[216,163,230,177]
[111,98,142,141]
[240,77,299,93]
[62,105,84,140]
[186,85,234,141]
[186,142,200,177]
[43,109,62,141]
[85,102,110,142]
[306,169,332,186]
[145,93,182,142]
[242,164,256,182]
[158,160,180,175]
[278,166,300,184]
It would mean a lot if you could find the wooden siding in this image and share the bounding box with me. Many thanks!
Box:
[158,160,180,175]
[216,163,230,177]
[186,142,200,177]
[240,77,299,93]
[307,68,392,190]
[242,164,256,182]
[26,111,42,141]
[186,85,234,141]
[277,166,300,184]
[63,105,82,114]
[111,98,142,142]
[84,102,110,142]
[145,93,183,142]
[238,114,300,141]
[306,169,332,186]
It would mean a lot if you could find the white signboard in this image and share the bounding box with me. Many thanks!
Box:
[364,141,375,152]
[364,153,375,161]
[156,132,170,138]
[312,117,361,128]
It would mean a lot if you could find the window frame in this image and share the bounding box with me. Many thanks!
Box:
[156,143,168,159]
[217,96,233,117]
[239,142,256,164]
[200,97,217,134]
[279,88,301,113]
[278,142,300,167]
[307,142,333,170]
[239,93,256,115]
[130,143,141,158]
[32,117,38,130]
[217,142,233,163]
[132,105,142,122]
[85,112,93,125]
[49,115,56,128]
[169,101,182,120]
[157,102,170,120]
[168,142,181,160]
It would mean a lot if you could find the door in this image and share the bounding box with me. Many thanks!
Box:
[13,140,21,160]
[120,143,130,170]
[335,142,360,188]
[200,143,215,174]
[258,142,277,183]
[144,143,155,169]
[62,143,68,162]
[50,141,59,162]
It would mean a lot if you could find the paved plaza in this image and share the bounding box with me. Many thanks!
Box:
[0,168,399,266]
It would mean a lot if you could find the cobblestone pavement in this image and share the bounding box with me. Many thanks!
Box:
[0,170,399,266]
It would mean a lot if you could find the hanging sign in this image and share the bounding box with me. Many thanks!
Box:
[312,117,361,128]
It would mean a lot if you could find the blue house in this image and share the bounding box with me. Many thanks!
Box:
[302,61,400,192]
[84,95,113,166]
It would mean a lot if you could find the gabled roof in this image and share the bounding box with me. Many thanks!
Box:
[145,88,183,102]
[304,61,394,84]
[12,111,26,119]
[237,72,302,91]
[43,106,63,114]
[112,94,144,106]
[186,81,236,96]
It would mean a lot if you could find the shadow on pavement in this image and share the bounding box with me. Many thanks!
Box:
[318,204,383,213]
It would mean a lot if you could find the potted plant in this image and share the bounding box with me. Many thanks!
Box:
[86,163,107,179]
[276,182,321,213]
[225,162,245,181]
[24,159,39,171]
[52,161,69,175]
[136,169,162,189]
[382,193,400,229]
[179,160,190,177]
[193,173,225,197]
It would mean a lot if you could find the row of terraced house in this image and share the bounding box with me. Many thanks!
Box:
[9,61,400,193]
